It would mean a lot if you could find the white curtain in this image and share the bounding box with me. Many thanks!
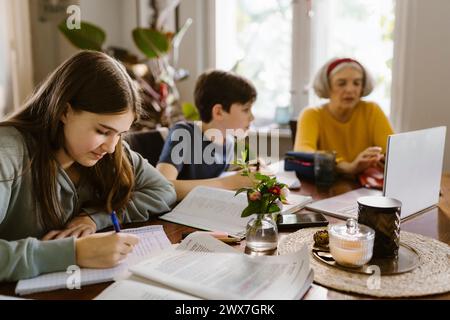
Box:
[391,0,450,171]
[0,0,34,117]
[390,0,416,132]
[0,0,13,117]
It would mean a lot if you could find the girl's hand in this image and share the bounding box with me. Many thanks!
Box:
[42,215,97,240]
[75,232,139,268]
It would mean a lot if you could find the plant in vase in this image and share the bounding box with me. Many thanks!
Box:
[234,152,289,252]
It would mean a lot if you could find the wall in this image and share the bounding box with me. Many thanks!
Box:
[392,0,450,171]
[177,0,213,107]
[80,0,124,49]
[81,0,145,57]
[29,0,78,84]
[30,0,143,84]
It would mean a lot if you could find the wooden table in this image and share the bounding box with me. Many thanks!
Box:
[1,174,449,300]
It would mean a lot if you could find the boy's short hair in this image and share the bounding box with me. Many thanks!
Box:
[194,70,257,123]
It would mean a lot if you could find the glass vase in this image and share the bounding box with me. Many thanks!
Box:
[245,214,279,252]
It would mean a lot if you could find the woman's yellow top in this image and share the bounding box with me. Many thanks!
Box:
[294,101,394,163]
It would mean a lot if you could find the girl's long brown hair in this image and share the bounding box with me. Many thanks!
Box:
[0,51,141,230]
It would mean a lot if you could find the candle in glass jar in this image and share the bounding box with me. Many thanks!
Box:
[328,219,375,268]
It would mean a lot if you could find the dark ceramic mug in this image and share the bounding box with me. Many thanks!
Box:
[357,196,402,259]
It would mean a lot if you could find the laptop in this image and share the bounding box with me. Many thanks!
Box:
[305,126,447,220]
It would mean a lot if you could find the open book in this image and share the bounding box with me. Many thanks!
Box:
[95,233,313,300]
[159,186,313,239]
[15,225,171,296]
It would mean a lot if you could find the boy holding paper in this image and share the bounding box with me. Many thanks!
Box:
[157,70,257,200]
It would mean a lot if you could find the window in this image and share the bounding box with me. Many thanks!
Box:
[215,0,293,126]
[213,0,395,123]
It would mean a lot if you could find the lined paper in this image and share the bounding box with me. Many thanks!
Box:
[15,225,171,296]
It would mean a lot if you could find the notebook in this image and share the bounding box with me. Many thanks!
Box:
[306,127,447,220]
[15,225,171,296]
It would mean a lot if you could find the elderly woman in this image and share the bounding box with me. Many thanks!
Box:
[294,57,394,175]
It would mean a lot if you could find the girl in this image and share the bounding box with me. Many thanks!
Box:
[0,51,176,281]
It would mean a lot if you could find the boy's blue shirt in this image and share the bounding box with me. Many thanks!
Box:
[158,121,234,180]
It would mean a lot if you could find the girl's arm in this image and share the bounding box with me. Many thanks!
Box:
[0,237,76,282]
[0,141,77,281]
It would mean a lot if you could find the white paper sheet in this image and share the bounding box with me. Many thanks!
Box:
[15,225,171,296]
[97,233,312,300]
[129,235,311,300]
[95,276,200,300]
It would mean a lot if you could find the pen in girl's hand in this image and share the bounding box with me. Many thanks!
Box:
[110,211,121,232]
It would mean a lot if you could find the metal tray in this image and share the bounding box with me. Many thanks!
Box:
[312,243,420,275]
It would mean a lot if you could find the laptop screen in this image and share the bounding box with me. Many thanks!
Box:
[383,126,446,218]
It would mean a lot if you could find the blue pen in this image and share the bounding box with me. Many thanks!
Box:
[110,211,121,232]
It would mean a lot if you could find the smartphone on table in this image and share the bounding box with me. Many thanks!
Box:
[276,212,329,231]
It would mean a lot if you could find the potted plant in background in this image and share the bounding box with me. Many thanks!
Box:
[58,0,192,130]
[235,151,289,252]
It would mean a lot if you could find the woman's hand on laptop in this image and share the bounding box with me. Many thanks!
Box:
[337,146,383,175]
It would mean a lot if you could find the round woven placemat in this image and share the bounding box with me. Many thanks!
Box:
[278,228,450,298]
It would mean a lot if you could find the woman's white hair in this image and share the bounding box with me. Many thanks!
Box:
[312,57,375,99]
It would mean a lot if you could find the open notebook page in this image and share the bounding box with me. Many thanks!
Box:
[15,225,171,296]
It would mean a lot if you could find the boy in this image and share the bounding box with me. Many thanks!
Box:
[157,70,256,200]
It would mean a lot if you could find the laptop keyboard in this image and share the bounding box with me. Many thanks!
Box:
[336,204,358,218]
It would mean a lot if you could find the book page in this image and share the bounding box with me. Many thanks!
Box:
[281,193,313,215]
[15,225,171,296]
[95,233,237,300]
[130,243,311,300]
[0,295,28,300]
[267,161,301,189]
[177,232,241,254]
[160,186,251,238]
[160,186,312,238]
[95,276,200,300]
